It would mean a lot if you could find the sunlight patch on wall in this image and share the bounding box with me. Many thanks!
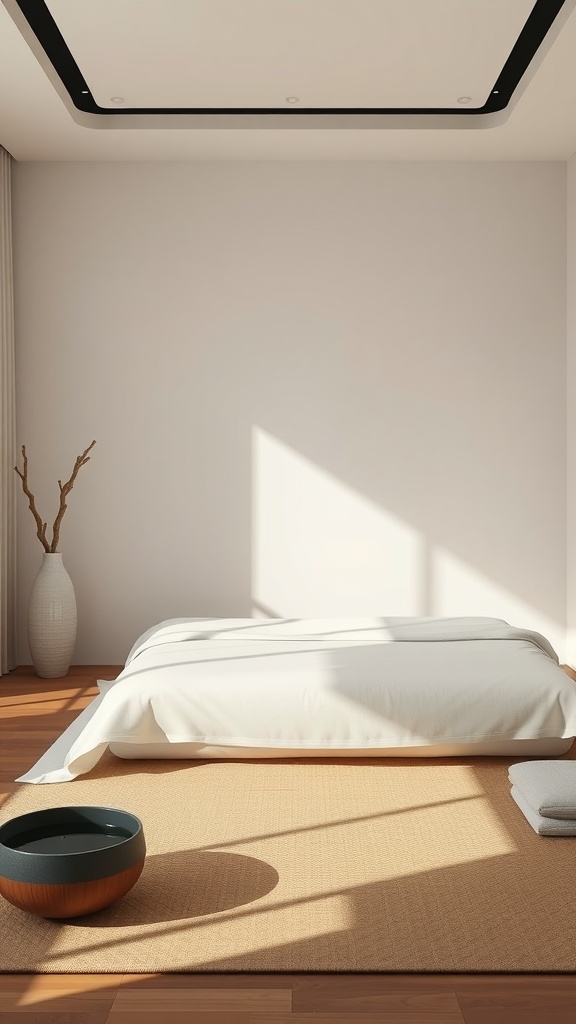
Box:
[432,547,565,658]
[252,428,425,618]
[251,428,564,659]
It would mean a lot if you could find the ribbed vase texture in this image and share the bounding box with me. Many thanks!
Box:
[27,553,77,678]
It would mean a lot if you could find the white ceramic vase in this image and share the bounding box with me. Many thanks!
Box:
[27,552,77,678]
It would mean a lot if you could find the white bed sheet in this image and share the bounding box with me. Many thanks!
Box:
[17,616,576,784]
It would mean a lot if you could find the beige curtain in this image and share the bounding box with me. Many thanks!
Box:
[0,145,17,674]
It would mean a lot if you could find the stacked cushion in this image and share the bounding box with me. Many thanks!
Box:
[508,761,576,835]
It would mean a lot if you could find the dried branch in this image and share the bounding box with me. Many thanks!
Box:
[14,446,50,552]
[50,440,97,552]
[14,440,97,553]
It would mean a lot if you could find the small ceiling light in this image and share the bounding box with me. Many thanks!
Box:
[457,96,472,104]
[81,89,89,95]
[110,96,125,105]
[286,96,300,104]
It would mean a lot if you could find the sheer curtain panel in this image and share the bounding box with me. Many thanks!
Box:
[0,145,17,674]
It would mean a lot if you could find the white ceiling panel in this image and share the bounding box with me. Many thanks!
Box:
[46,0,533,111]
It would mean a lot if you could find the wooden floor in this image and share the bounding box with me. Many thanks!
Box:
[0,666,574,1024]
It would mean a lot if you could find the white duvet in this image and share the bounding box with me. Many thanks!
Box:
[17,616,576,784]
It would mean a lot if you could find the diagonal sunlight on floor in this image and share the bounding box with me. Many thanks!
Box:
[6,750,573,972]
[0,683,99,717]
[234,765,518,889]
[10,771,517,968]
[30,850,514,970]
[166,793,489,855]
[15,973,124,1006]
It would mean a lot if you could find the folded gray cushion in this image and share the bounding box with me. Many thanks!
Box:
[510,785,576,835]
[508,760,576,818]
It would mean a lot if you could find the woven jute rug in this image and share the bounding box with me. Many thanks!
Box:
[1,748,576,973]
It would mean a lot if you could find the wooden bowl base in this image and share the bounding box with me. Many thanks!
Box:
[0,859,145,918]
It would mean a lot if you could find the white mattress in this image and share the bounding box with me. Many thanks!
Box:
[17,615,576,784]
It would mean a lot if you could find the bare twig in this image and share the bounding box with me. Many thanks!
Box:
[14,440,97,553]
[14,446,50,552]
[50,440,97,552]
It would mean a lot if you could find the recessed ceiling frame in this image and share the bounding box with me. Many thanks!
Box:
[2,0,576,130]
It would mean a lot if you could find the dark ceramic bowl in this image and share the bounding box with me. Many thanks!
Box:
[0,805,146,918]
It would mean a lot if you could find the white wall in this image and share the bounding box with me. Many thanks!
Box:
[567,154,576,663]
[12,161,567,664]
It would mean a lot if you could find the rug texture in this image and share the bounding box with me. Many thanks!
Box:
[1,749,576,973]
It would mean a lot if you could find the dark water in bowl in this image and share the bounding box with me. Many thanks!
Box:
[5,823,133,854]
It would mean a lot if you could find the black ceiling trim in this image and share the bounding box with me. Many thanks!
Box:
[11,0,569,116]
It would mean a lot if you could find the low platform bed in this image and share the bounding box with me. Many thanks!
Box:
[110,738,572,759]
[18,616,576,784]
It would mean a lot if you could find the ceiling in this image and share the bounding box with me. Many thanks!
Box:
[1,0,576,162]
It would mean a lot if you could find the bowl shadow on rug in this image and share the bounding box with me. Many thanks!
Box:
[67,849,280,926]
